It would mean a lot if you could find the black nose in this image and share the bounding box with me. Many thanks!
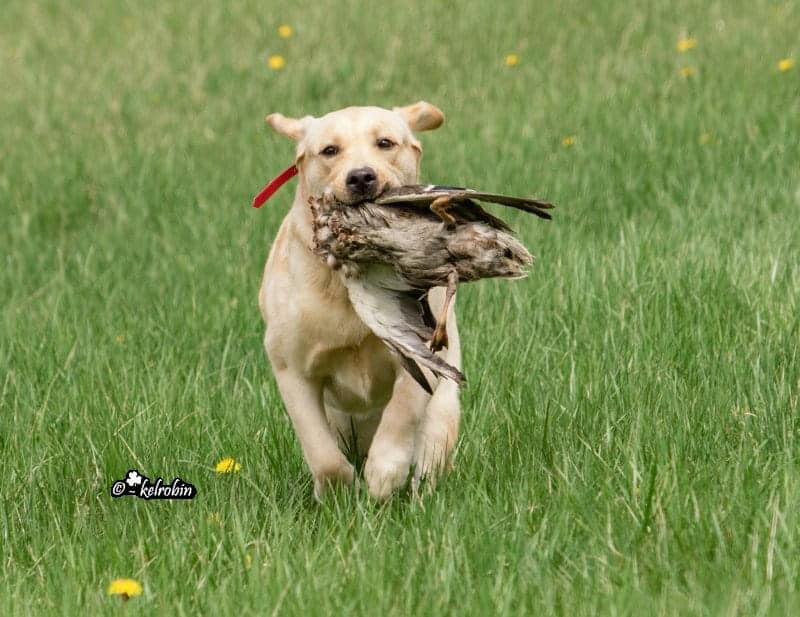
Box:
[345,167,378,196]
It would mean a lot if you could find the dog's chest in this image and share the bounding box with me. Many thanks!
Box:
[319,335,398,415]
[298,291,397,410]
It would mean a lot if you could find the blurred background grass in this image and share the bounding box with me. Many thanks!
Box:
[1,1,799,615]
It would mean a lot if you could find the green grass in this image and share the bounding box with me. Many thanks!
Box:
[2,0,799,615]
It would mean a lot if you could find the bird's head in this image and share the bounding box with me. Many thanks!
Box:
[265,102,444,205]
[465,232,534,280]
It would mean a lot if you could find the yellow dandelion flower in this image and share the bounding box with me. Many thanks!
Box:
[504,54,520,67]
[267,55,286,70]
[676,37,697,52]
[679,66,696,78]
[699,132,713,145]
[107,578,143,600]
[562,135,577,147]
[778,58,794,72]
[278,25,293,39]
[215,457,241,473]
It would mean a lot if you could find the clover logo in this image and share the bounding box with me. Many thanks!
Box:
[125,470,143,487]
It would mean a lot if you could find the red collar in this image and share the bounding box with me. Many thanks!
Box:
[251,164,298,208]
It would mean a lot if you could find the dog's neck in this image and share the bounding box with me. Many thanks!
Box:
[286,177,317,248]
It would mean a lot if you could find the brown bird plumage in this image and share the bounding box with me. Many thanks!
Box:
[310,184,553,392]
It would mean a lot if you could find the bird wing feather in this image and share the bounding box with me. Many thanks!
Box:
[375,185,554,220]
[343,266,465,392]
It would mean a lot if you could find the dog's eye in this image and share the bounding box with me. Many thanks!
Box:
[320,145,340,157]
[376,138,395,150]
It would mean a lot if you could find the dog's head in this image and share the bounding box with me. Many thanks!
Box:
[266,102,444,203]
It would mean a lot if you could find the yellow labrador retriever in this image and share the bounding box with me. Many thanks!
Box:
[258,102,461,500]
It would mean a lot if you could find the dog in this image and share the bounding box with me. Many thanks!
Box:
[258,102,461,500]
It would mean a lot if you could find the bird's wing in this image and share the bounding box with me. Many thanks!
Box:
[343,266,465,393]
[375,185,554,220]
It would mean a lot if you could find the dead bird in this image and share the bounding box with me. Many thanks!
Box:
[310,184,554,393]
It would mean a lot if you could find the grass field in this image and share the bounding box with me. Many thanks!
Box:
[2,1,799,615]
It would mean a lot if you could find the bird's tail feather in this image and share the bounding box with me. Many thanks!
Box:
[465,192,554,219]
[386,339,465,389]
[389,345,433,394]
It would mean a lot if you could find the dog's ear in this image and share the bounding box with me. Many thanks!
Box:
[393,101,445,132]
[265,113,313,141]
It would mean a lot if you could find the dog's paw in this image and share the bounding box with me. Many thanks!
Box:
[411,430,456,495]
[313,460,355,501]
[364,448,412,501]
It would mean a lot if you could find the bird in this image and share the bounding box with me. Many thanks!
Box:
[310,184,554,393]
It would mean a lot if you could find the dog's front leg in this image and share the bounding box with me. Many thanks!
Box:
[364,372,430,500]
[273,368,355,500]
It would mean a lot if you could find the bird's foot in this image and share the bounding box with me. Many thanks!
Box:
[430,269,458,351]
[430,323,449,351]
[430,196,457,229]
